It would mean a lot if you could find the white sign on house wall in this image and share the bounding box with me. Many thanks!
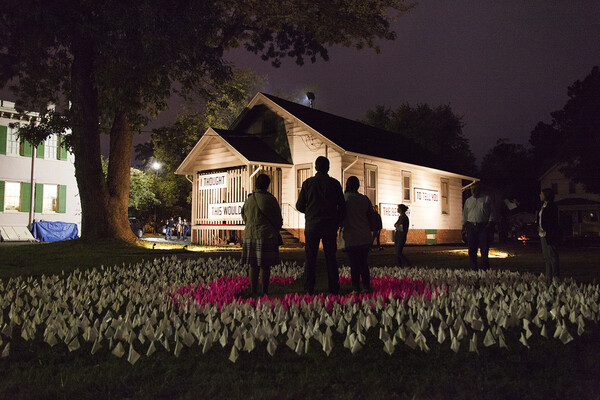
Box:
[414,188,439,204]
[379,203,411,230]
[199,173,227,190]
[208,202,244,220]
[380,203,400,219]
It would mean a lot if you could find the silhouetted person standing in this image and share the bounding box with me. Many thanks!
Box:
[371,205,383,250]
[537,188,560,278]
[296,156,345,295]
[395,204,411,267]
[341,176,374,293]
[241,174,283,296]
[462,182,493,270]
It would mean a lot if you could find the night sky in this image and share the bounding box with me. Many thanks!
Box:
[2,2,599,164]
[217,0,600,162]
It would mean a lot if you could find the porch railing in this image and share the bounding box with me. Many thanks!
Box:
[282,203,304,231]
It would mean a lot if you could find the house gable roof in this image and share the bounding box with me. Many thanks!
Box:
[213,129,292,165]
[175,127,291,175]
[254,92,449,172]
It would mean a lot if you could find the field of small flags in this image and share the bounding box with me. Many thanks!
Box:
[2,256,598,365]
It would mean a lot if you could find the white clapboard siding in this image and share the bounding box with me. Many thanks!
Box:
[341,154,464,230]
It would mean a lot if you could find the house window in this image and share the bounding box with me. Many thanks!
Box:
[569,182,576,194]
[45,134,58,160]
[365,164,377,205]
[441,178,449,215]
[296,164,312,200]
[551,183,558,195]
[7,127,20,156]
[4,182,22,211]
[402,171,412,202]
[43,184,59,212]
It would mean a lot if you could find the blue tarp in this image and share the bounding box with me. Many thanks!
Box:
[30,221,79,242]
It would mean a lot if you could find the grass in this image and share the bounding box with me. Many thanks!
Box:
[1,239,600,399]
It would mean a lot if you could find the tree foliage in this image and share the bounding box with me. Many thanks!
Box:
[0,0,412,241]
[480,139,538,211]
[128,169,159,211]
[133,68,264,217]
[529,66,600,193]
[363,103,477,176]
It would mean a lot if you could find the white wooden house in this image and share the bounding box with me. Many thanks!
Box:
[0,100,81,240]
[176,93,477,245]
[540,163,600,238]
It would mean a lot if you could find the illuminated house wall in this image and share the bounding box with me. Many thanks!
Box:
[176,93,476,245]
[540,164,600,238]
[0,100,81,234]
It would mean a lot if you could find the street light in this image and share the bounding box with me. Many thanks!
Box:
[151,161,161,234]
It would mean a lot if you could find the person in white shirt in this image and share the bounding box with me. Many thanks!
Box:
[462,182,494,270]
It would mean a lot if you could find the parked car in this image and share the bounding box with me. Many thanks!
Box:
[129,217,145,238]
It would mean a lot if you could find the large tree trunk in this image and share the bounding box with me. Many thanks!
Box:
[106,110,136,240]
[70,43,136,242]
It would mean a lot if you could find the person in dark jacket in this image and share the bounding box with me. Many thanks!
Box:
[340,176,374,293]
[395,204,411,267]
[371,205,384,250]
[165,217,175,240]
[241,174,283,295]
[296,156,345,295]
[537,188,560,277]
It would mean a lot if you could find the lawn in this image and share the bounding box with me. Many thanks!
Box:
[0,239,599,400]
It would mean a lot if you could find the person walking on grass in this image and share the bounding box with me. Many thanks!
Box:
[340,176,375,293]
[296,156,345,295]
[395,204,411,267]
[537,188,560,278]
[241,173,283,296]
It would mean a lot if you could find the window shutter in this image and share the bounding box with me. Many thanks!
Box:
[0,181,4,210]
[59,136,68,160]
[21,141,33,157]
[0,126,6,155]
[36,142,45,159]
[34,183,43,212]
[58,185,67,213]
[21,182,32,213]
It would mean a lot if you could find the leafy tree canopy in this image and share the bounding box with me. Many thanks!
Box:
[529,66,600,193]
[133,68,264,216]
[480,138,538,211]
[363,103,477,176]
[0,0,412,240]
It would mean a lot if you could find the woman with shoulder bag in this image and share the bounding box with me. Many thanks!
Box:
[340,176,374,293]
[241,174,283,296]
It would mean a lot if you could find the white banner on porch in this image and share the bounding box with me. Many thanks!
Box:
[208,202,244,220]
[414,188,439,203]
[199,172,228,190]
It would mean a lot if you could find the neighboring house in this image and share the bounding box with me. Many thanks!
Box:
[0,100,81,239]
[540,163,600,238]
[176,93,477,245]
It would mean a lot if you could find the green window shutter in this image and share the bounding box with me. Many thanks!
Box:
[34,183,43,212]
[58,185,67,213]
[36,142,45,159]
[59,136,68,160]
[0,126,7,155]
[21,141,33,157]
[21,182,32,213]
[0,181,5,211]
